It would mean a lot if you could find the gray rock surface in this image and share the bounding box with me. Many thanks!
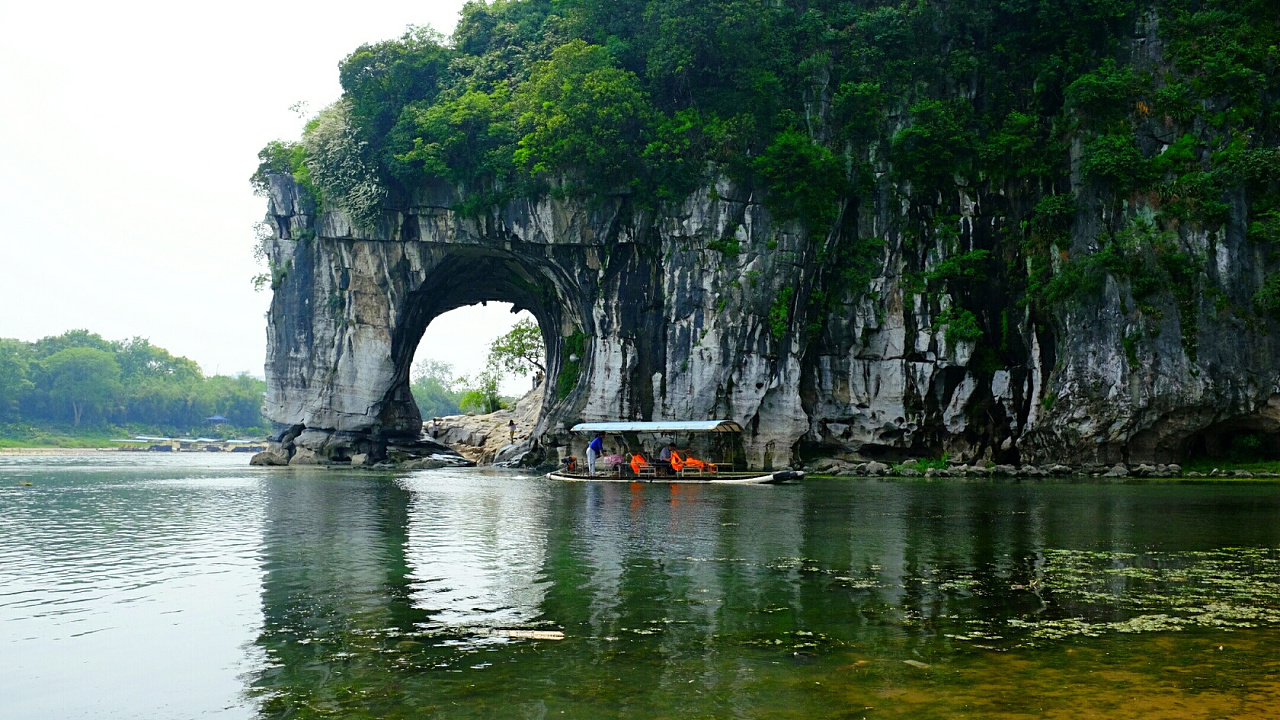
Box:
[865,461,890,476]
[250,444,291,466]
[257,32,1280,471]
[431,388,542,465]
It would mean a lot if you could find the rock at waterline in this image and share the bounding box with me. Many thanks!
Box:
[250,445,290,466]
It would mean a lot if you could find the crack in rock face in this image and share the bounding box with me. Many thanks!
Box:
[258,174,1280,468]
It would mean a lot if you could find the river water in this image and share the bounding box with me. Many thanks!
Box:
[4,454,1280,718]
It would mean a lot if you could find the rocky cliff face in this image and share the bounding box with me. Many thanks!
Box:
[258,15,1280,469]
[258,162,1280,468]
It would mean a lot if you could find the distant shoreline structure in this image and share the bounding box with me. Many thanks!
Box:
[1,439,267,455]
[112,437,267,453]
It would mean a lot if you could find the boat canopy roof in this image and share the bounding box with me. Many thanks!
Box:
[570,420,743,434]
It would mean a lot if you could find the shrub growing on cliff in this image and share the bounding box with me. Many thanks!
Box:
[302,102,388,231]
[927,249,991,285]
[752,129,844,229]
[768,287,795,341]
[1031,194,1077,239]
[1255,274,1280,317]
[557,332,588,400]
[394,87,516,190]
[513,40,654,193]
[1082,133,1152,195]
[891,100,977,188]
[1064,59,1137,128]
[936,306,983,345]
[338,26,452,172]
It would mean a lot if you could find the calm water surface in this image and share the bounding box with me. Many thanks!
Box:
[4,454,1280,718]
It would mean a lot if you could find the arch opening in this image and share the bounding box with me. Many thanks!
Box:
[376,247,587,460]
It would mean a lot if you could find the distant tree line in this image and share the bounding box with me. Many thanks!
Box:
[0,330,267,435]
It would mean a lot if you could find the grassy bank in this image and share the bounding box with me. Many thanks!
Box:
[0,423,267,449]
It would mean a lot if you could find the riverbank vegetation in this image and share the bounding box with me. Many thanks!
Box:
[0,331,267,443]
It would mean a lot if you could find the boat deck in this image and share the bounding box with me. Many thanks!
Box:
[547,470,803,485]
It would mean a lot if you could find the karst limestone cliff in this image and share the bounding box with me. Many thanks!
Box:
[257,162,1280,469]
[255,4,1280,469]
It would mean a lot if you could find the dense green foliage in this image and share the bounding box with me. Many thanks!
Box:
[409,359,465,419]
[256,0,1280,208]
[486,318,545,377]
[0,331,267,438]
[256,0,1280,365]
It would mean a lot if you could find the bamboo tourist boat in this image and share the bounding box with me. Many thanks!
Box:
[547,420,804,485]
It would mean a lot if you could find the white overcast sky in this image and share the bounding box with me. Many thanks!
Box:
[1,0,534,393]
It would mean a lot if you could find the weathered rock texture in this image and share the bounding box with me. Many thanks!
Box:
[258,14,1280,469]
[259,161,1280,468]
[431,387,542,465]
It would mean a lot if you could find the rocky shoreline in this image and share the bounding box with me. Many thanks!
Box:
[807,458,1278,479]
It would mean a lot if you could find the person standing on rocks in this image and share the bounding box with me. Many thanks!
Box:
[586,432,605,476]
[508,419,516,444]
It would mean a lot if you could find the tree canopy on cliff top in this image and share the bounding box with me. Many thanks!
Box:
[257,0,1277,221]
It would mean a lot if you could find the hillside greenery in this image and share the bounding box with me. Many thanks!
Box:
[256,0,1280,356]
[0,330,267,443]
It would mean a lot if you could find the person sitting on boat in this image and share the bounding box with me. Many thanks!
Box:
[586,432,605,475]
[659,442,678,473]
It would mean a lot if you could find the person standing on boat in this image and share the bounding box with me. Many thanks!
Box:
[586,432,605,475]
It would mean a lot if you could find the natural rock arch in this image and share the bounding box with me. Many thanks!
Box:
[257,174,819,467]
[256,172,1280,469]
[382,247,580,439]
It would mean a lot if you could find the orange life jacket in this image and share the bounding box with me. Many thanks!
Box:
[630,453,648,474]
[669,450,685,472]
[683,456,717,473]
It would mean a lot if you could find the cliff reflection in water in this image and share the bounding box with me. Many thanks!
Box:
[250,474,1280,718]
